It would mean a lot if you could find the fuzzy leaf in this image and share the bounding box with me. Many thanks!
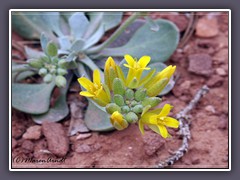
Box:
[84,100,114,131]
[12,82,55,114]
[101,19,179,62]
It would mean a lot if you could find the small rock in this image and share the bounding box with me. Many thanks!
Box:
[143,132,165,156]
[188,54,213,77]
[180,80,191,90]
[75,144,91,153]
[213,48,228,64]
[207,75,224,87]
[42,122,69,157]
[22,140,34,152]
[205,105,216,114]
[76,133,92,140]
[23,125,42,140]
[12,138,17,149]
[196,16,219,37]
[216,68,227,76]
[218,116,228,130]
[191,156,200,165]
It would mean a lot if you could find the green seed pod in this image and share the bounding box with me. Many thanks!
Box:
[130,100,138,107]
[55,75,67,88]
[39,68,48,76]
[43,73,53,83]
[125,89,134,100]
[50,68,56,74]
[47,41,58,57]
[125,112,138,123]
[134,88,147,102]
[113,94,125,106]
[113,78,125,96]
[132,104,143,114]
[57,68,68,76]
[128,77,138,89]
[121,105,130,114]
[106,103,121,114]
[28,58,43,69]
[142,97,162,108]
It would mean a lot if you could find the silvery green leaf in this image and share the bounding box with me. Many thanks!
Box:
[40,33,48,54]
[24,46,45,59]
[32,74,73,123]
[41,12,64,37]
[12,11,56,40]
[12,82,55,114]
[70,39,85,53]
[69,12,89,39]
[100,19,179,63]
[83,24,105,50]
[58,36,72,51]
[88,12,123,31]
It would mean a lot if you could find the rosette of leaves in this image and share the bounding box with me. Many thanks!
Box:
[12,11,179,130]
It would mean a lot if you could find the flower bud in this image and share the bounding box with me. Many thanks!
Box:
[110,111,128,130]
[128,77,138,89]
[134,88,147,102]
[113,78,125,96]
[50,68,56,74]
[125,89,134,100]
[132,104,143,114]
[55,75,67,88]
[130,100,138,107]
[39,68,48,76]
[113,94,125,106]
[52,57,59,64]
[57,68,68,76]
[106,103,121,114]
[142,97,162,108]
[121,105,130,114]
[28,58,43,69]
[125,112,138,123]
[58,59,67,68]
[43,73,53,83]
[47,41,58,57]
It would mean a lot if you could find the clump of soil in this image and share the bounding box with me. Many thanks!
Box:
[11,12,229,169]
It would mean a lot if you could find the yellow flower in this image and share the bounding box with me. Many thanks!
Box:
[78,69,111,107]
[139,104,179,138]
[104,56,126,90]
[110,111,128,130]
[144,65,176,97]
[124,54,151,88]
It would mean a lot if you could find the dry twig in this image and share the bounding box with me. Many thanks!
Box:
[154,85,209,168]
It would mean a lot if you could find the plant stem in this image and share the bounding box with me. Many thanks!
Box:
[85,12,141,54]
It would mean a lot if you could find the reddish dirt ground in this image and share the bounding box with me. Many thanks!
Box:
[11,12,229,169]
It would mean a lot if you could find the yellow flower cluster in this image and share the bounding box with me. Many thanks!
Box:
[78,54,179,138]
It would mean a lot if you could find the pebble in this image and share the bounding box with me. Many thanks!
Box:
[75,144,91,153]
[23,125,42,140]
[12,138,17,149]
[42,122,69,157]
[76,133,92,140]
[216,68,227,76]
[218,115,228,130]
[207,75,224,87]
[143,132,165,156]
[188,54,213,77]
[21,140,34,152]
[213,48,228,64]
[196,16,219,37]
[205,105,216,114]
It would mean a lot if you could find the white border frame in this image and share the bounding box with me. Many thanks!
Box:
[9,9,231,171]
